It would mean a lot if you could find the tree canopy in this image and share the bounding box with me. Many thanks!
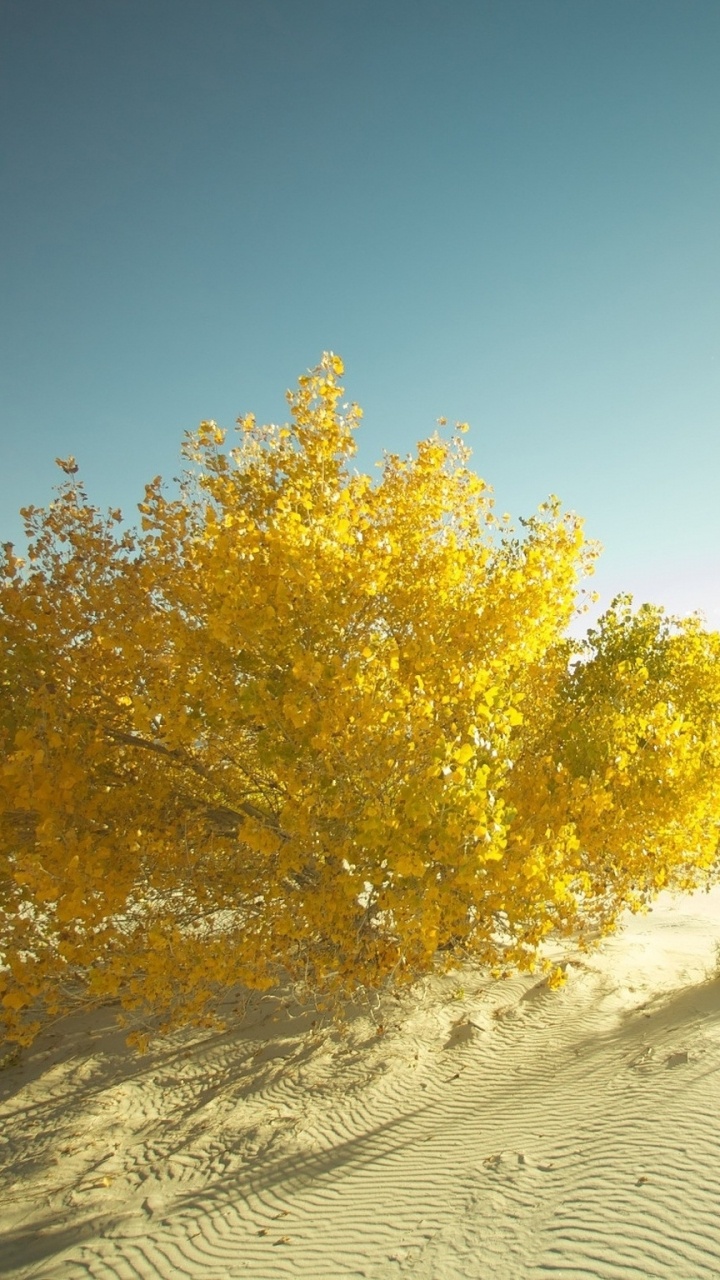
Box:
[2,355,719,1049]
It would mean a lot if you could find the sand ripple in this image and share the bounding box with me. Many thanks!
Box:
[3,887,720,1279]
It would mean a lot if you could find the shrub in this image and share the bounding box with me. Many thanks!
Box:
[2,355,718,1047]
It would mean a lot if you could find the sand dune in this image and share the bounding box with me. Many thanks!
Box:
[3,887,720,1279]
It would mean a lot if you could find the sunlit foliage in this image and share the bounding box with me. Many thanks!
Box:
[2,355,719,1048]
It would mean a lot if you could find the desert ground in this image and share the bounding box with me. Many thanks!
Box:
[3,886,720,1280]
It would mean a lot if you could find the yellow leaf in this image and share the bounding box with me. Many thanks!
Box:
[2,990,29,1011]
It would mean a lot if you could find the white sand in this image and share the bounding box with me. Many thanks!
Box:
[3,886,720,1279]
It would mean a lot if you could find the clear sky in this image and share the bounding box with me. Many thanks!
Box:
[2,0,719,633]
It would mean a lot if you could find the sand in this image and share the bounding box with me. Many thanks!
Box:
[3,886,720,1279]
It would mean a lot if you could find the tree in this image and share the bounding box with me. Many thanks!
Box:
[2,355,719,1049]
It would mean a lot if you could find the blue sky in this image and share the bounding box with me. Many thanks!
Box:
[2,0,719,632]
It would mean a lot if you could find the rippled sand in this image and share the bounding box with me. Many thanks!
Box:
[4,886,720,1279]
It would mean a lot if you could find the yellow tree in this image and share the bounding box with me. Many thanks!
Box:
[503,597,720,952]
[1,355,718,1049]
